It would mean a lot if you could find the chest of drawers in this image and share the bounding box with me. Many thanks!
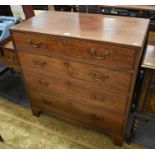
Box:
[11,12,149,146]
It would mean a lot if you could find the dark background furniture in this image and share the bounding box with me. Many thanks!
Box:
[2,41,20,73]
[0,5,34,77]
[32,5,48,10]
[129,31,155,143]
[98,5,155,31]
[0,5,13,16]
[78,5,98,13]
[54,5,78,12]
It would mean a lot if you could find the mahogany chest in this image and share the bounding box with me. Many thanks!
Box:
[11,12,149,146]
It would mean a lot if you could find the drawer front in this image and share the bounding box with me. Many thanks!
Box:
[28,89,124,134]
[3,49,20,72]
[18,52,132,93]
[13,32,136,70]
[23,69,128,115]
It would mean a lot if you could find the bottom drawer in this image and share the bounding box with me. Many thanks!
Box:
[28,89,124,134]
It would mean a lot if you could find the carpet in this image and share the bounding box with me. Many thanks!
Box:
[0,98,143,149]
[0,70,29,107]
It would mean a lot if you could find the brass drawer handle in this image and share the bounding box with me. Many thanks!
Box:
[33,60,47,68]
[64,61,70,68]
[38,80,49,87]
[62,40,67,47]
[89,72,109,81]
[102,50,109,59]
[90,48,96,54]
[90,48,109,59]
[91,92,106,102]
[28,39,42,48]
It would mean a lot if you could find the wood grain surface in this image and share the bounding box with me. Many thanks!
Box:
[11,11,149,48]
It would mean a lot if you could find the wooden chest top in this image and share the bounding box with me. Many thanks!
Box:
[11,11,149,48]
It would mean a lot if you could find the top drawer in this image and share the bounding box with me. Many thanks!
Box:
[13,31,137,70]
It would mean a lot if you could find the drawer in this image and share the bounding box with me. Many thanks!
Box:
[18,52,132,93]
[28,89,124,134]
[13,31,136,70]
[23,69,128,115]
[3,49,20,72]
